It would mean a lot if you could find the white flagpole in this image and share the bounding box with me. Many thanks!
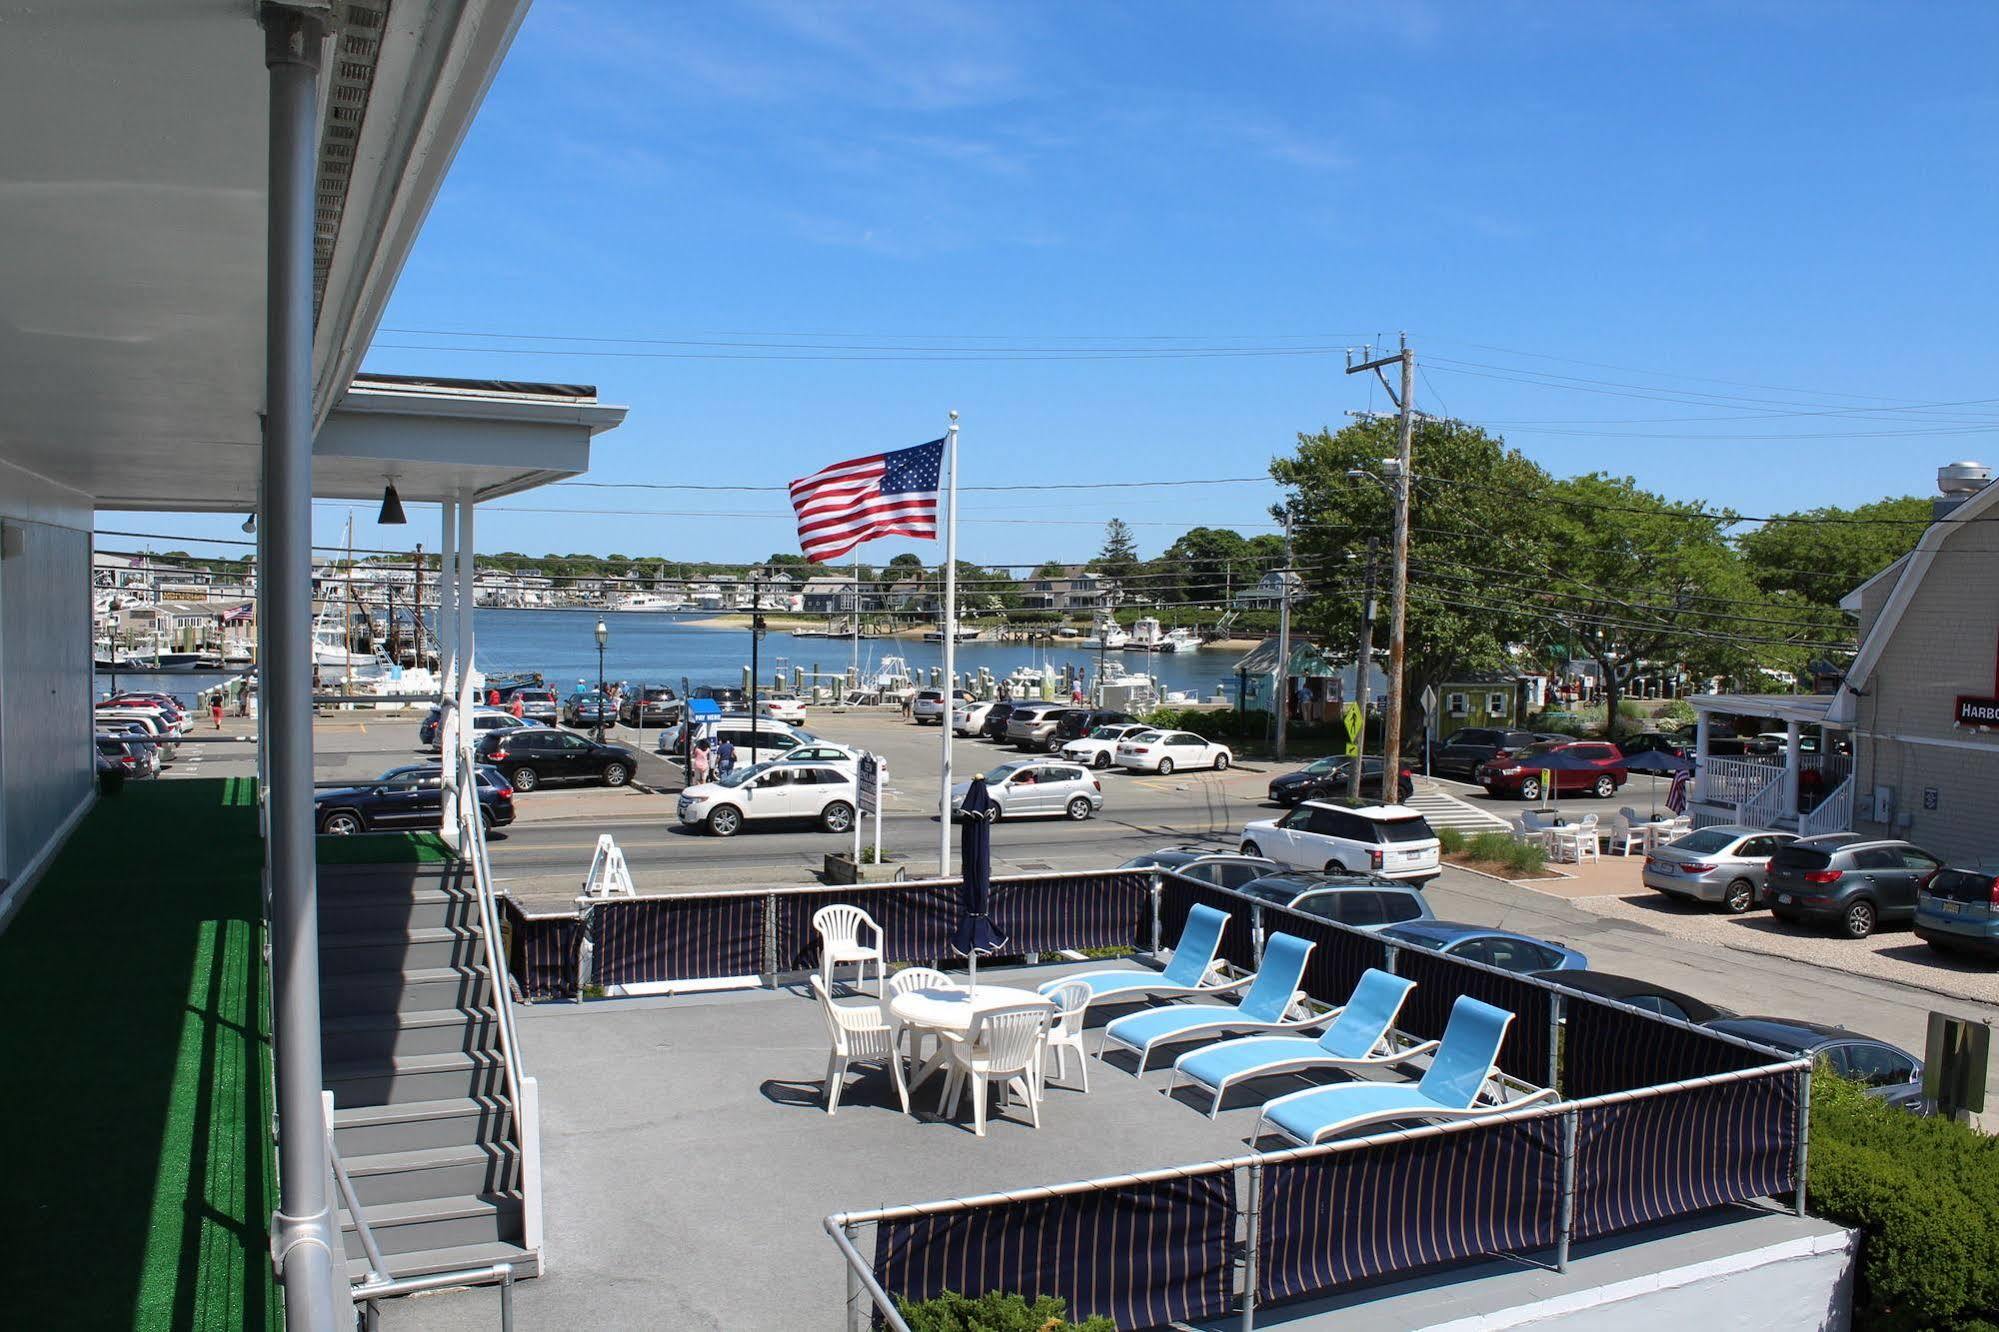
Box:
[938,410,959,877]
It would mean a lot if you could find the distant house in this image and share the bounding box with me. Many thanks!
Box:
[1437,672,1524,738]
[1020,568,1117,611]
[1234,570,1301,609]
[801,577,855,614]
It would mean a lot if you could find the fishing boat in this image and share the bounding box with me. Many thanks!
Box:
[1078,612,1129,650]
[1163,626,1202,653]
[151,651,207,673]
[921,617,980,642]
[1128,616,1172,652]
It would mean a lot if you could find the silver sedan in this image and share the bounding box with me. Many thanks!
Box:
[1643,825,1798,913]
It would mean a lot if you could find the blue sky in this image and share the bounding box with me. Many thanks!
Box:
[119,1,1999,565]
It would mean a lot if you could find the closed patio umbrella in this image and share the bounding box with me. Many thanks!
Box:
[1620,749,1694,818]
[950,775,1007,994]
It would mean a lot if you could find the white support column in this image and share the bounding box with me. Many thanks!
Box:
[456,490,476,731]
[1694,709,1712,804]
[438,499,459,844]
[1782,719,1802,819]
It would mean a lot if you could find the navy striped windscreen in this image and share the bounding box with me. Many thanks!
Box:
[590,895,764,985]
[1155,874,1257,972]
[1571,1069,1800,1241]
[501,898,581,1000]
[990,872,1148,954]
[774,883,962,971]
[1257,1112,1564,1303]
[873,1173,1236,1329]
[1562,996,1775,1098]
[1254,905,1388,1008]
[1392,947,1552,1084]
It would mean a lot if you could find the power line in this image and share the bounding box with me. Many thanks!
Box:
[553,476,1275,494]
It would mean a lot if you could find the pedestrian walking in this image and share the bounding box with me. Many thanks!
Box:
[716,737,737,778]
[900,691,914,720]
[210,693,225,730]
[510,693,525,720]
[690,738,712,786]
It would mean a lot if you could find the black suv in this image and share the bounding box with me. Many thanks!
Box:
[316,763,515,835]
[1269,756,1414,806]
[620,684,681,728]
[1052,708,1132,744]
[1433,728,1543,780]
[1766,834,1943,939]
[980,701,1020,741]
[474,729,640,793]
[692,684,746,710]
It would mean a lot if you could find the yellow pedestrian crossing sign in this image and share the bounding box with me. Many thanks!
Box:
[1342,702,1363,756]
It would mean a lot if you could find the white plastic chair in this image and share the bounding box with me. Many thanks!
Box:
[1042,980,1092,1092]
[941,1004,1051,1136]
[813,904,884,996]
[1517,810,1554,849]
[1552,814,1600,864]
[1608,809,1647,857]
[811,975,910,1116]
[885,967,959,1070]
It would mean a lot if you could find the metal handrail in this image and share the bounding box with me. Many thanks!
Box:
[324,1091,391,1286]
[455,753,528,1111]
[825,1216,913,1332]
[353,1264,515,1331]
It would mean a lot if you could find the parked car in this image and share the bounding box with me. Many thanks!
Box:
[1006,702,1082,751]
[97,722,164,773]
[1380,920,1588,973]
[1060,722,1153,769]
[950,759,1102,821]
[513,688,559,725]
[1233,870,1435,931]
[621,684,682,728]
[1619,731,1693,760]
[1536,969,1729,1024]
[564,690,615,728]
[1703,1016,1922,1096]
[1051,708,1133,746]
[659,714,811,768]
[911,688,949,724]
[1268,756,1413,807]
[427,708,539,752]
[691,684,746,711]
[93,709,178,756]
[1477,740,1627,801]
[1114,729,1232,774]
[1433,727,1546,780]
[759,693,808,724]
[953,699,995,736]
[677,761,857,836]
[103,693,191,731]
[96,733,155,778]
[1119,847,1279,890]
[1766,835,1943,939]
[474,728,640,792]
[1913,858,1999,957]
[316,763,515,835]
[1238,800,1441,883]
[778,742,860,767]
[979,701,1020,741]
[1643,825,1798,914]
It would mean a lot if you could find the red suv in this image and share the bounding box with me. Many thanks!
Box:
[1477,740,1627,801]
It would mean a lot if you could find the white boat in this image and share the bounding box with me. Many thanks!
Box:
[921,617,980,642]
[152,652,207,673]
[1128,616,1172,652]
[612,592,681,612]
[1079,613,1129,650]
[312,609,394,681]
[867,654,917,698]
[1163,627,1202,653]
[1096,671,1163,711]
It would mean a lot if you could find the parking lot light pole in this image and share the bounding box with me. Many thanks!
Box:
[594,619,608,742]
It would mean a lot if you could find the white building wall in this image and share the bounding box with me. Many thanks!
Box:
[0,457,94,902]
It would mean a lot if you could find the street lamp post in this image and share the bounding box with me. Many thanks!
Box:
[594,619,609,742]
[107,605,122,696]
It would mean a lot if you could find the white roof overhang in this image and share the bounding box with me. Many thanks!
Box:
[1688,693,1839,726]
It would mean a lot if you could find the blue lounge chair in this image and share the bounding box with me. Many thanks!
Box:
[1100,934,1317,1073]
[1038,903,1232,1012]
[1252,994,1554,1145]
[1167,968,1425,1117]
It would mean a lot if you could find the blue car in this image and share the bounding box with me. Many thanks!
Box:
[1914,860,1999,957]
[1378,919,1588,974]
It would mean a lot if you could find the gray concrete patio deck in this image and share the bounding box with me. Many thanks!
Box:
[380,960,1843,1331]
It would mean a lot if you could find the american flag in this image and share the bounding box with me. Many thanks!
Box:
[788,437,945,563]
[222,602,255,623]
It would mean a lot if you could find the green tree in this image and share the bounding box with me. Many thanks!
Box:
[887,552,927,571]
[1737,496,1929,601]
[1031,560,1070,579]
[1272,419,1555,728]
[1095,519,1141,585]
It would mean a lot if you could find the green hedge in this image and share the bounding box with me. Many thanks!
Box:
[1809,1069,1999,1329]
[899,1291,1113,1331]
[1140,706,1350,756]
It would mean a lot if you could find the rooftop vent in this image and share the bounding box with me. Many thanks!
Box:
[1935,460,1992,520]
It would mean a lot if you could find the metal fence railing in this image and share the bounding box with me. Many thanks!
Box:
[827,1059,1810,1331]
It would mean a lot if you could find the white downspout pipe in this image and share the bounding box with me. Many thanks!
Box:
[438,499,459,845]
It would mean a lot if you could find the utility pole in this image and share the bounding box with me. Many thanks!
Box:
[1347,537,1379,800]
[1345,334,1416,791]
[749,574,762,751]
[1274,507,1294,761]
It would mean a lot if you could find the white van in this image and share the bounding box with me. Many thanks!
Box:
[665,714,812,768]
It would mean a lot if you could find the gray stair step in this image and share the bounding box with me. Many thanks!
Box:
[338,1192,522,1260]
[322,965,492,1020]
[333,1097,513,1156]
[342,1141,520,1207]
[320,885,482,933]
[345,1238,537,1286]
[322,924,485,975]
[324,1007,497,1062]
[327,1049,507,1107]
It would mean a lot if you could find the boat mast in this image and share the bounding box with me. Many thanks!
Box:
[343,510,355,689]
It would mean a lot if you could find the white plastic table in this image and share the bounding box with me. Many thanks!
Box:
[887,985,1052,1091]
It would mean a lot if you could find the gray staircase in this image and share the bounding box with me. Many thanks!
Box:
[317,861,537,1284]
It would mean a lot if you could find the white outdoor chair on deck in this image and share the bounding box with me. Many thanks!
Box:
[813,903,884,996]
[1607,809,1648,857]
[811,975,910,1117]
[941,1004,1051,1136]
[885,967,958,1070]
[1518,810,1555,849]
[1041,979,1093,1092]
[1551,814,1600,864]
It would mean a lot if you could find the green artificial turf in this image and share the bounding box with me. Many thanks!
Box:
[316,830,453,865]
[0,779,281,1330]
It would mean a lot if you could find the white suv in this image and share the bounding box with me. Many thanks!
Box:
[1237,800,1441,884]
[677,761,858,836]
[1060,722,1151,770]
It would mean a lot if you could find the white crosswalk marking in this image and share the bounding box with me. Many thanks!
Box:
[1406,788,1511,833]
